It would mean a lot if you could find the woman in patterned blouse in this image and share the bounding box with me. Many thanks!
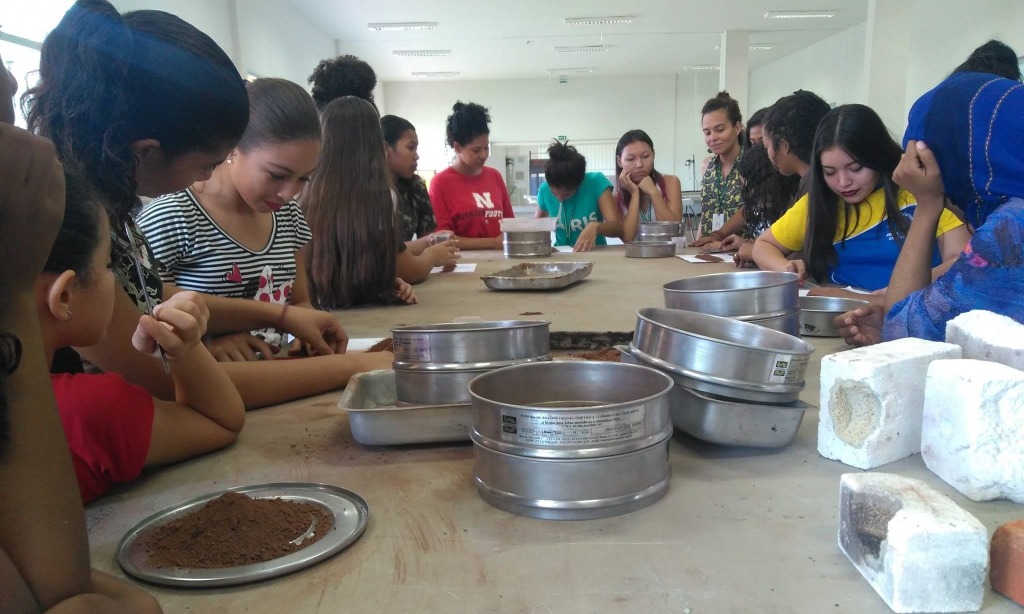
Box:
[698,91,745,238]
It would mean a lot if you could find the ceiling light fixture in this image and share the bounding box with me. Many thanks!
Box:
[763,11,836,19]
[554,45,611,53]
[368,22,438,31]
[546,67,595,74]
[681,65,720,71]
[393,49,451,57]
[564,16,634,25]
[715,44,775,51]
[412,71,460,78]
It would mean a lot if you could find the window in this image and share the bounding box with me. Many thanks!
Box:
[1,1,74,127]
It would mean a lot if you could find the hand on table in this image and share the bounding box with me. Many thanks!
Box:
[835,302,885,347]
[786,259,807,283]
[283,304,348,355]
[733,241,755,267]
[424,239,460,268]
[573,223,600,252]
[394,278,417,304]
[207,332,277,362]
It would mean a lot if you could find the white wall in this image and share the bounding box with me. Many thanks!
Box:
[384,73,721,192]
[112,0,336,89]
[903,0,1024,131]
[748,22,867,113]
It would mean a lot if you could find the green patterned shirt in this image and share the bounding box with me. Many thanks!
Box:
[699,150,744,236]
[395,175,437,241]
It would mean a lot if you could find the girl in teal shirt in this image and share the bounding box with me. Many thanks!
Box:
[535,141,623,251]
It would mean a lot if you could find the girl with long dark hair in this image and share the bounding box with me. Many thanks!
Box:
[753,104,969,292]
[614,129,682,242]
[382,114,460,272]
[305,97,420,309]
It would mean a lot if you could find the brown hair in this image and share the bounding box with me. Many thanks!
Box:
[303,96,396,309]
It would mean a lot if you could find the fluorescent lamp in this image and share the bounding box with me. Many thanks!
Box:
[412,71,460,78]
[554,45,611,53]
[764,11,836,19]
[393,49,451,57]
[715,44,774,51]
[546,67,595,74]
[564,16,633,25]
[368,22,438,31]
[681,65,719,71]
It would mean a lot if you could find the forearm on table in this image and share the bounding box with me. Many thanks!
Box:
[165,284,281,334]
[0,295,92,609]
[884,201,943,312]
[172,347,244,432]
[220,353,376,409]
[406,236,430,256]
[395,249,434,284]
[594,220,624,239]
[751,238,793,271]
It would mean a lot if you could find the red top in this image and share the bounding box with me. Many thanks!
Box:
[51,373,155,503]
[428,166,514,238]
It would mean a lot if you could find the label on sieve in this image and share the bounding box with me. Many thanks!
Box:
[767,353,810,384]
[499,405,646,446]
[394,334,431,361]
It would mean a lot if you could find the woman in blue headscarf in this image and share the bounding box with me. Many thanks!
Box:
[837,72,1024,345]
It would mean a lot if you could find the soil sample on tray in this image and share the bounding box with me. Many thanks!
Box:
[141,492,333,569]
[366,338,394,353]
[570,347,622,362]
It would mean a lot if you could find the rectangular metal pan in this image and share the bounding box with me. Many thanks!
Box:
[480,261,593,291]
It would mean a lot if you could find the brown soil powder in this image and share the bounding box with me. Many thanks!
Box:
[518,311,544,316]
[570,347,622,361]
[366,338,394,353]
[695,253,726,262]
[141,492,334,569]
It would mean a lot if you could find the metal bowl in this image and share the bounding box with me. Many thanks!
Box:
[672,386,814,448]
[392,320,550,404]
[503,231,552,258]
[469,361,674,520]
[734,308,801,337]
[632,308,814,402]
[799,296,871,337]
[625,240,676,258]
[637,221,682,240]
[663,271,800,317]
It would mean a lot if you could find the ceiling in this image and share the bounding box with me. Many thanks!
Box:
[285,0,868,82]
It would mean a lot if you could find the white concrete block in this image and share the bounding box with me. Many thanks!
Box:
[819,338,962,469]
[945,309,1024,370]
[839,472,987,613]
[922,359,1024,502]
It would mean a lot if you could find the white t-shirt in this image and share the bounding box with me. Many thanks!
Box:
[136,189,312,346]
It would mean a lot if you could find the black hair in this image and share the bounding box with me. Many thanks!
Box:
[381,114,416,147]
[0,330,21,456]
[445,101,491,148]
[237,78,320,152]
[544,141,586,189]
[23,0,249,223]
[745,107,768,146]
[308,55,378,111]
[614,129,662,185]
[735,143,799,237]
[804,104,909,283]
[762,90,831,165]
[43,168,106,284]
[953,40,1022,81]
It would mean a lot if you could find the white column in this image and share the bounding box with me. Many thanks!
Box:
[719,30,750,118]
[863,0,913,138]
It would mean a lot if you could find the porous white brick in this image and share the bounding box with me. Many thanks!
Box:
[818,338,962,469]
[922,359,1024,502]
[945,309,1024,370]
[839,472,987,613]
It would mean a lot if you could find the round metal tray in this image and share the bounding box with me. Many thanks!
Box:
[117,483,369,588]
